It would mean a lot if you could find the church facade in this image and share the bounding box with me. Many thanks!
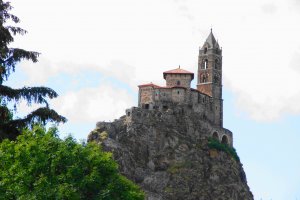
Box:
[130,30,232,146]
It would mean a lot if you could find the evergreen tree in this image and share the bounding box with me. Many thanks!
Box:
[0,1,66,139]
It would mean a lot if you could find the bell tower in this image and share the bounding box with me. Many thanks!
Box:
[197,29,223,127]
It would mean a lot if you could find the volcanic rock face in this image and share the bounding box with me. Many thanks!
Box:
[88,107,253,200]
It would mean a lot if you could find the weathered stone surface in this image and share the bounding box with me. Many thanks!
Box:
[88,107,253,200]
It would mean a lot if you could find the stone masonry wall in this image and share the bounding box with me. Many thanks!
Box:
[125,106,232,146]
[165,74,192,88]
[139,86,223,127]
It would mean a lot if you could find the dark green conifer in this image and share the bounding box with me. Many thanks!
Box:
[0,0,66,139]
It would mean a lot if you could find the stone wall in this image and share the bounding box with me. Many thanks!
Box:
[171,88,186,103]
[165,74,192,88]
[140,86,154,108]
[138,86,224,127]
[125,106,232,146]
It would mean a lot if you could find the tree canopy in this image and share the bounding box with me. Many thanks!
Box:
[0,125,144,199]
[0,0,66,139]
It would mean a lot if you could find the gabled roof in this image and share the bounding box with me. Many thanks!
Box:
[163,67,194,80]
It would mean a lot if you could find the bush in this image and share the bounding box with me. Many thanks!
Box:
[0,125,144,200]
[208,138,240,162]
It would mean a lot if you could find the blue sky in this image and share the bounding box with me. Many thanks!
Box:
[6,0,300,199]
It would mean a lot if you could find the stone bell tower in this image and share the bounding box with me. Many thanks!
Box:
[197,29,223,127]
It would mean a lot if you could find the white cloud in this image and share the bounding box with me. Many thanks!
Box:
[10,0,300,122]
[261,3,278,14]
[13,82,135,123]
[175,0,300,121]
[19,58,138,91]
[51,83,135,123]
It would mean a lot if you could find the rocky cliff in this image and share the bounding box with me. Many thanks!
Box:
[88,106,253,200]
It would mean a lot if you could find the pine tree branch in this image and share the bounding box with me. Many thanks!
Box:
[0,48,39,83]
[0,1,67,140]
[10,107,67,127]
[0,25,13,46]
[0,1,19,23]
[0,107,67,139]
[6,26,26,35]
[5,48,39,64]
[0,105,11,122]
[0,85,58,107]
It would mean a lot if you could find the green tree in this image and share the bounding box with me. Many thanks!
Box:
[0,125,144,199]
[0,0,66,139]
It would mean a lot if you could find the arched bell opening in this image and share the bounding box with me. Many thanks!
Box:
[212,132,219,141]
[221,135,229,145]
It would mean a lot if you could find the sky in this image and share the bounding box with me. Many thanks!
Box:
[4,0,300,199]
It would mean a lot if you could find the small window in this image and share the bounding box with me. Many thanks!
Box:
[212,132,219,140]
[177,80,180,86]
[204,47,207,54]
[215,59,218,69]
[204,59,208,69]
[221,135,229,145]
[127,112,131,117]
[177,91,180,94]
[145,104,149,109]
[163,105,168,111]
[201,74,207,83]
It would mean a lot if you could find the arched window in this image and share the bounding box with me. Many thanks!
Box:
[177,80,180,86]
[221,135,229,145]
[214,75,219,84]
[201,74,207,83]
[215,59,218,69]
[204,59,208,69]
[212,132,219,140]
[204,47,208,54]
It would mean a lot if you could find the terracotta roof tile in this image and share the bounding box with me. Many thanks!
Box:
[138,83,162,88]
[163,68,194,79]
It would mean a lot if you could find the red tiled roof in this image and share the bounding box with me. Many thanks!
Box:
[138,83,162,88]
[163,68,194,79]
[138,84,189,90]
[190,88,212,97]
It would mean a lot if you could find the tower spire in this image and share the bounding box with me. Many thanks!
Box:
[197,30,223,126]
[204,29,219,49]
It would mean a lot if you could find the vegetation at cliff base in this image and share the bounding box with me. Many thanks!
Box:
[0,126,144,200]
[0,0,66,139]
[208,138,240,162]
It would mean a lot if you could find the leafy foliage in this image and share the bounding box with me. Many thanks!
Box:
[208,138,240,162]
[0,126,145,199]
[0,0,66,139]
